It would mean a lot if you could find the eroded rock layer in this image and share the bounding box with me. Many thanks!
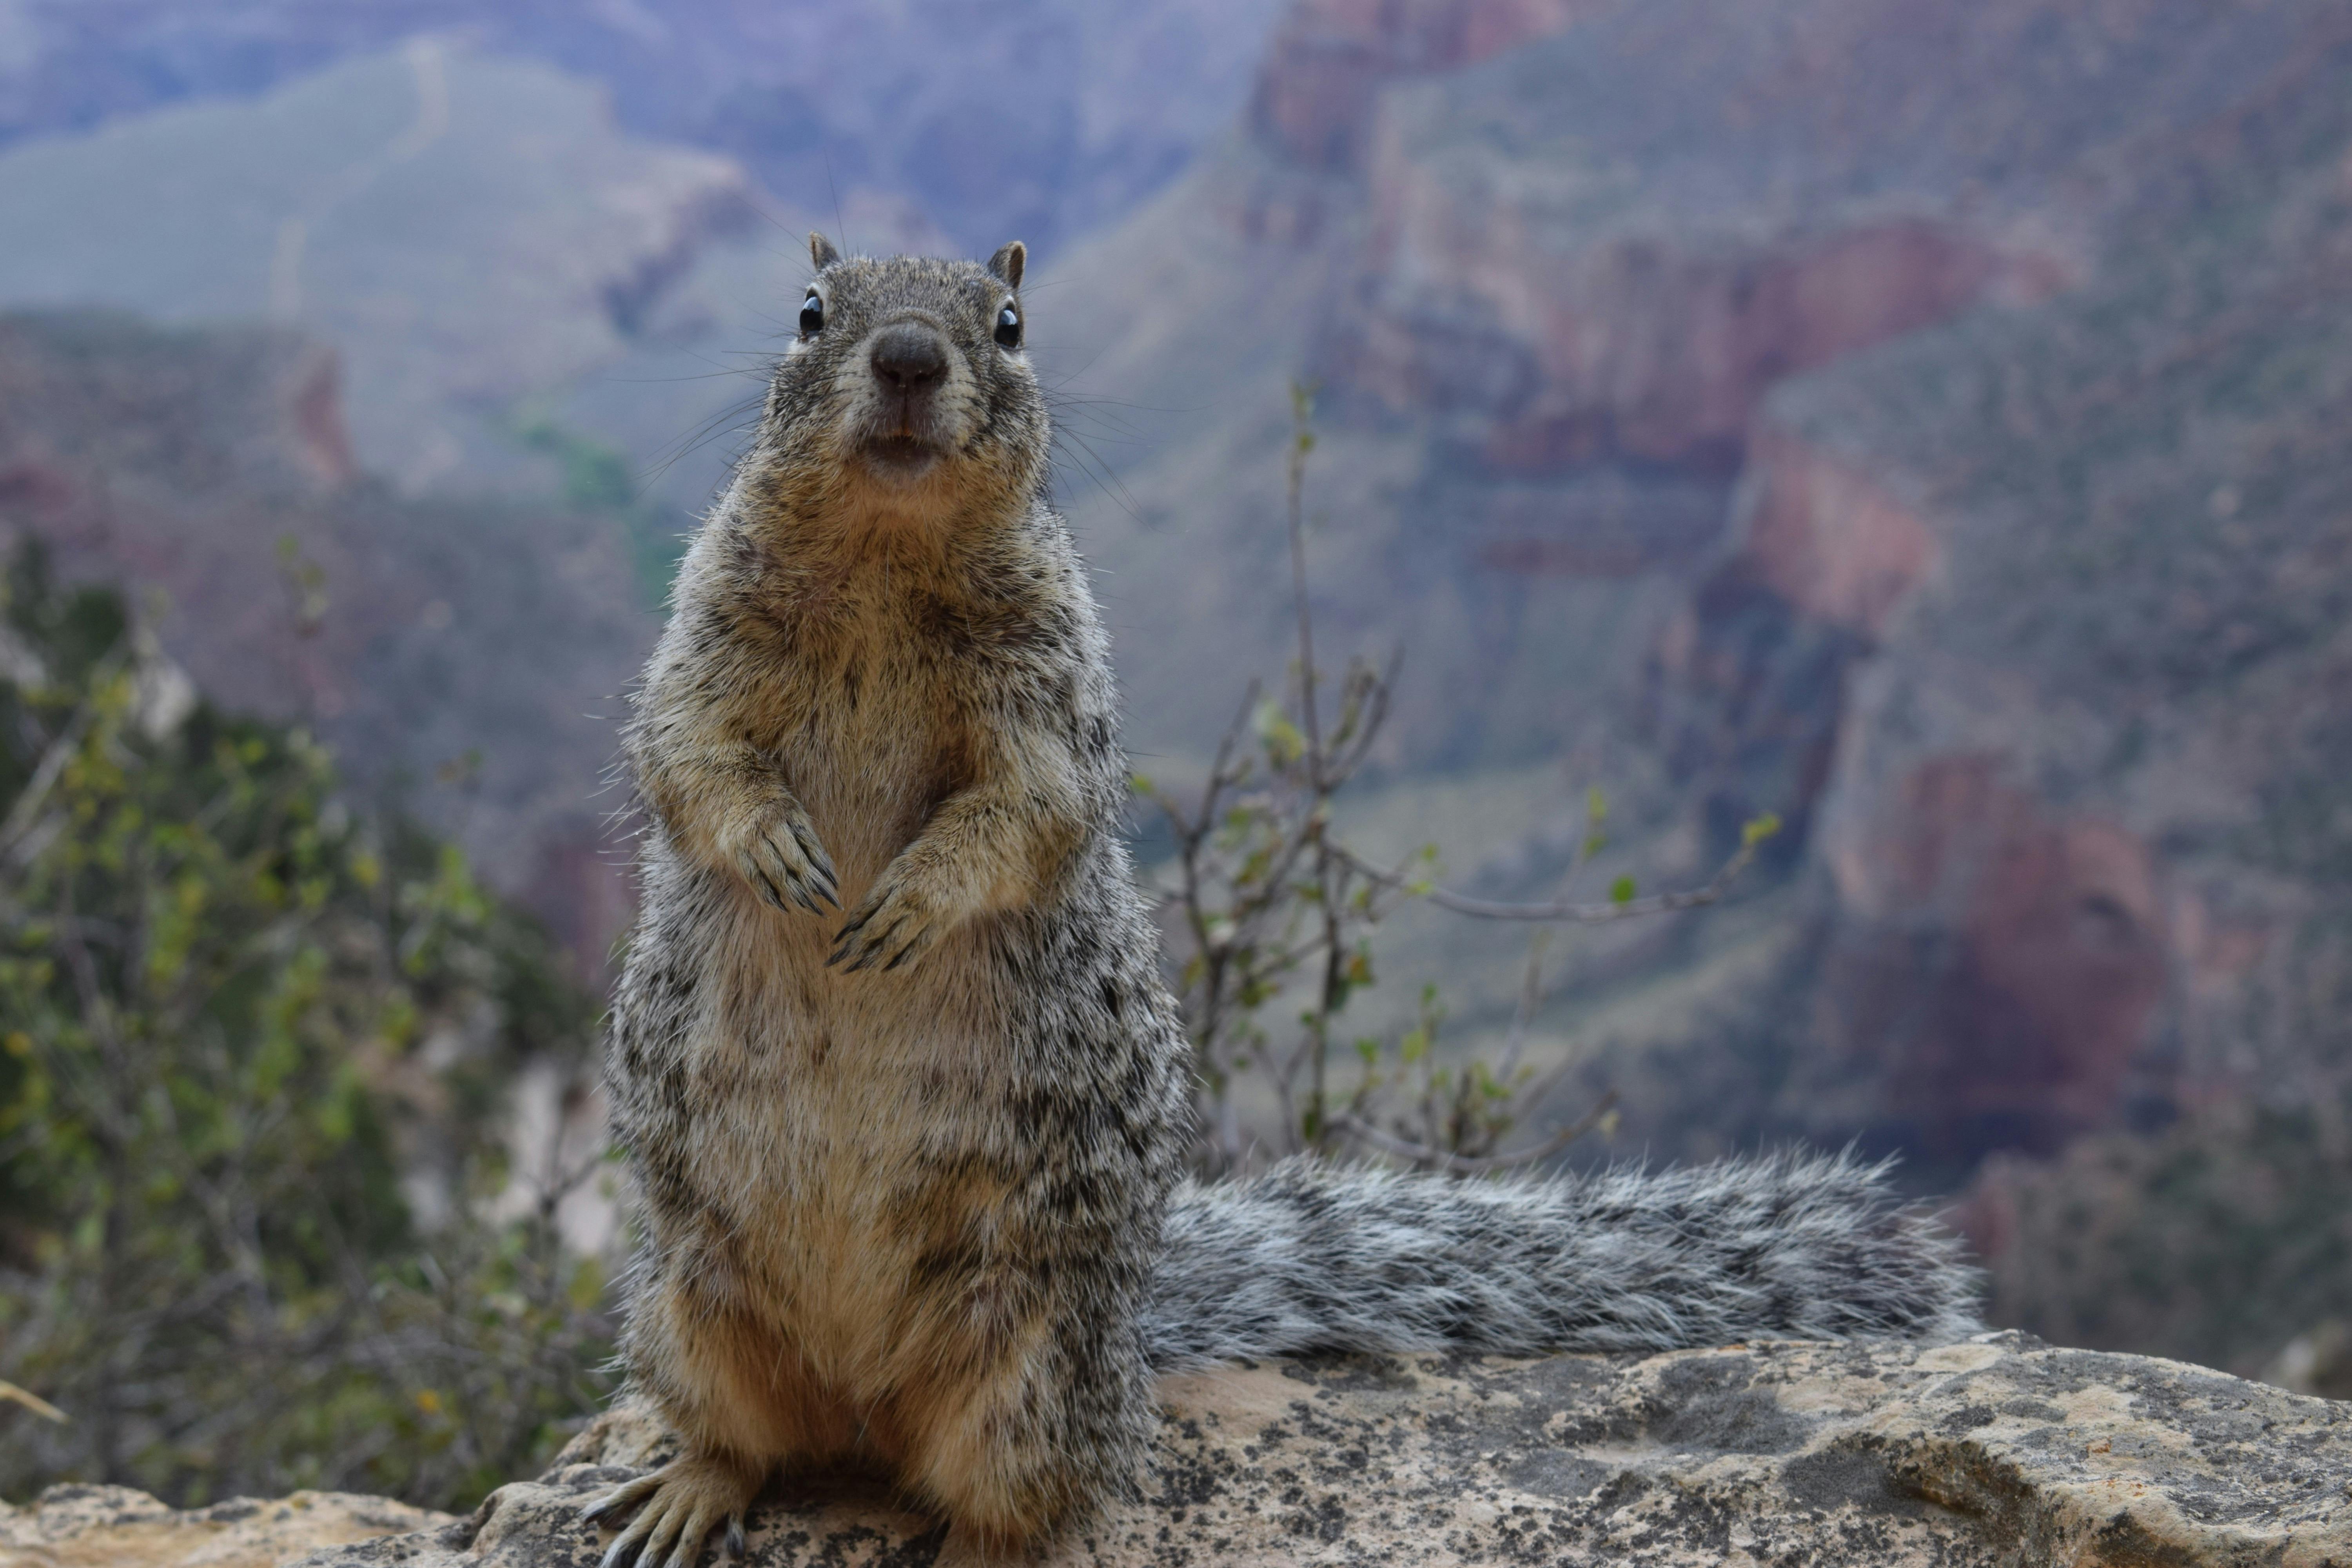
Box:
[13,1335,2325,1567]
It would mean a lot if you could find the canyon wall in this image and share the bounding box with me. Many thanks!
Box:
[0,312,653,978]
[0,0,1293,259]
[1051,0,2352,1268]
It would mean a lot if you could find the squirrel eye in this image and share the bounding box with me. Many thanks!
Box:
[799,293,824,335]
[994,304,1021,348]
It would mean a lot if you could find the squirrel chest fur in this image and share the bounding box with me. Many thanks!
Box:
[595,236,1188,1563]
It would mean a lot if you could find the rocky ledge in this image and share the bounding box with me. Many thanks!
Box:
[0,1486,448,1568]
[7,1332,2346,1566]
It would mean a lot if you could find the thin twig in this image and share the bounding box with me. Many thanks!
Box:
[1335,835,1765,924]
[0,1378,68,1422]
[1285,386,1324,788]
[1334,1090,1621,1176]
[0,652,124,863]
[1495,927,1553,1085]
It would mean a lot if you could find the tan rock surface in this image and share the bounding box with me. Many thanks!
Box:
[279,1330,2350,1566]
[0,1485,450,1568]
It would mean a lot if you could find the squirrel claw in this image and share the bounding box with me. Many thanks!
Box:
[582,1469,660,1529]
[585,1457,757,1568]
[735,806,837,916]
[828,860,949,973]
[744,866,793,914]
[788,826,840,907]
[829,917,901,971]
[834,921,935,973]
[829,904,936,973]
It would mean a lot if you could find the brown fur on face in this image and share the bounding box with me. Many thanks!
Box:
[760,234,1045,543]
[593,239,1191,1564]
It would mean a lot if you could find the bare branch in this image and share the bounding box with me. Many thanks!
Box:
[0,652,125,866]
[1335,834,1767,924]
[1495,927,1554,1085]
[0,1379,68,1423]
[1285,385,1325,790]
[1333,1090,1621,1176]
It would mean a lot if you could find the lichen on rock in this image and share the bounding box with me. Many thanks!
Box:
[0,1484,449,1568]
[247,1330,2352,1566]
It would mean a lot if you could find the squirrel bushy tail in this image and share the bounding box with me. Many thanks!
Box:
[1142,1149,1980,1370]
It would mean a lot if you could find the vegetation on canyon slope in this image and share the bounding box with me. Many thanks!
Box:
[0,546,612,1509]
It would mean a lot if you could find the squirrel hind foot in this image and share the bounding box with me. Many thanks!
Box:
[584,1454,763,1568]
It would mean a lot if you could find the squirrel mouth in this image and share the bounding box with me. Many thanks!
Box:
[858,433,944,479]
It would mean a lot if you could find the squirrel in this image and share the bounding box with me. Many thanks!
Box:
[583,234,1980,1567]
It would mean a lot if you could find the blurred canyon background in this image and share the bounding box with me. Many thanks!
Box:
[4,0,2352,1495]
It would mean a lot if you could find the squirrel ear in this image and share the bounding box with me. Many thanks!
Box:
[809,232,842,270]
[987,240,1026,290]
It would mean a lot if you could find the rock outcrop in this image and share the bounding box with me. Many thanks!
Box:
[8,1334,2331,1567]
[0,1486,450,1568]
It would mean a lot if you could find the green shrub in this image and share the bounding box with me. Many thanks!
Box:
[0,545,612,1510]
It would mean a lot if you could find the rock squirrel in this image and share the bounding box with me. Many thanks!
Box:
[585,235,1979,1566]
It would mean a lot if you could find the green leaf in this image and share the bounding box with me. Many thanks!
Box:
[1610,875,1637,904]
[1253,698,1307,768]
[1742,812,1784,848]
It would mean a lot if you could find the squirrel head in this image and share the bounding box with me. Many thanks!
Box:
[757,233,1045,530]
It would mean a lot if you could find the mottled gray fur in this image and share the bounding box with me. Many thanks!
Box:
[588,237,1978,1566]
[594,238,1191,1564]
[1147,1150,1980,1369]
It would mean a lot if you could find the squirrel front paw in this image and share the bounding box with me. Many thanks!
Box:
[828,860,949,973]
[582,1452,761,1568]
[721,797,838,915]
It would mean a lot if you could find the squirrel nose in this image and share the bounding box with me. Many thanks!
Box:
[870,327,949,395]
